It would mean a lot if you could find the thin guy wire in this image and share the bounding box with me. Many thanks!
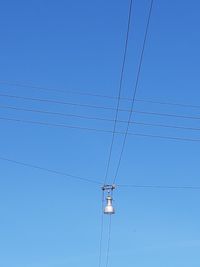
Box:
[113,0,154,184]
[1,155,200,191]
[117,184,200,190]
[105,215,112,267]
[2,116,200,142]
[104,0,133,184]
[0,156,100,185]
[98,190,105,267]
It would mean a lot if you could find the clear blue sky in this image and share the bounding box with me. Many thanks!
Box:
[1,0,200,266]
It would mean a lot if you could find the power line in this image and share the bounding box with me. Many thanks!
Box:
[2,104,200,131]
[0,104,115,122]
[0,80,118,100]
[136,98,200,109]
[117,184,200,190]
[1,154,200,191]
[113,0,154,184]
[0,156,101,185]
[3,93,200,121]
[129,121,200,132]
[3,81,200,111]
[2,116,200,142]
[128,132,200,142]
[134,110,200,121]
[0,116,113,133]
[0,93,119,111]
[104,0,133,185]
[4,80,200,111]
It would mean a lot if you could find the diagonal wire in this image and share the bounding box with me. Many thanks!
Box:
[1,155,200,191]
[104,0,133,185]
[0,156,100,185]
[113,0,154,184]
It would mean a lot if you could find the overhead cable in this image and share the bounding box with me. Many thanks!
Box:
[117,184,200,190]
[113,0,154,184]
[1,155,200,191]
[3,93,200,121]
[0,156,100,185]
[0,80,118,100]
[2,104,200,131]
[104,0,133,185]
[136,98,200,109]
[2,81,200,110]
[0,93,118,111]
[134,110,200,121]
[4,80,200,111]
[2,116,200,142]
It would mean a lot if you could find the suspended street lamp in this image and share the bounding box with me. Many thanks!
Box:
[102,184,116,215]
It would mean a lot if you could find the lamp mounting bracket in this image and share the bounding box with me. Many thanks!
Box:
[101,184,116,191]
